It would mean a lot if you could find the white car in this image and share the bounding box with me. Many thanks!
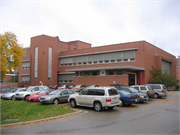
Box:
[14,86,49,101]
[68,87,121,111]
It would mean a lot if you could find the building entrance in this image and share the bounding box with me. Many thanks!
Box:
[128,73,136,86]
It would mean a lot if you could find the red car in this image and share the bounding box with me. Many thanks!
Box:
[48,85,59,90]
[27,89,54,102]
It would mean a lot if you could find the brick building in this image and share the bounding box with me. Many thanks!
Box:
[18,34,177,87]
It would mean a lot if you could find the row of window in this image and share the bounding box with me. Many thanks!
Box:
[23,67,30,69]
[58,80,74,83]
[77,70,123,76]
[60,58,135,67]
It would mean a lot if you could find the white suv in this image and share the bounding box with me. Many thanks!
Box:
[68,87,121,111]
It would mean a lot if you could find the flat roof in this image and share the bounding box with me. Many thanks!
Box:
[66,66,145,72]
[59,48,138,58]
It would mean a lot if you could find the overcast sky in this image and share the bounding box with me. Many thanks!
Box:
[1,0,179,57]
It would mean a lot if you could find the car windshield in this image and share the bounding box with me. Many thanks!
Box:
[23,87,33,91]
[49,90,62,95]
[75,85,81,88]
[10,88,18,93]
[43,86,49,89]
[128,87,139,93]
[120,90,131,95]
[59,85,66,88]
[38,90,48,94]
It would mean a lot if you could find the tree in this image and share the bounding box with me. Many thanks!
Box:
[149,66,178,88]
[0,32,25,80]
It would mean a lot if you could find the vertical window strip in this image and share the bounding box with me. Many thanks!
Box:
[34,47,38,80]
[48,47,52,80]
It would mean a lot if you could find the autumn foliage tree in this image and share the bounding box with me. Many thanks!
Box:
[148,66,178,88]
[0,32,25,80]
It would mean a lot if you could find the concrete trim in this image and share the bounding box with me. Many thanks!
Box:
[66,66,145,72]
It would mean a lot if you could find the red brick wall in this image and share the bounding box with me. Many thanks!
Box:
[74,75,128,86]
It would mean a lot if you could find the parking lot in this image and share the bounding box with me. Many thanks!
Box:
[1,92,179,134]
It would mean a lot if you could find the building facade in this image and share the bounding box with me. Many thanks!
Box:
[18,34,177,87]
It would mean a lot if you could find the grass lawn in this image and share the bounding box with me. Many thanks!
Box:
[1,100,74,125]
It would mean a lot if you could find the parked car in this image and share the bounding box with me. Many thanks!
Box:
[86,85,99,88]
[49,85,60,90]
[1,87,26,100]
[147,84,168,98]
[130,85,155,98]
[72,85,87,92]
[118,90,139,106]
[118,86,149,102]
[27,89,54,102]
[67,85,74,89]
[58,85,69,89]
[14,86,49,101]
[68,87,121,111]
[0,85,11,94]
[39,89,75,105]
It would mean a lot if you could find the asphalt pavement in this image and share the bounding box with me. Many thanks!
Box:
[1,92,179,135]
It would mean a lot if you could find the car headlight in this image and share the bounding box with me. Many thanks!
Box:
[139,96,144,98]
[45,97,52,100]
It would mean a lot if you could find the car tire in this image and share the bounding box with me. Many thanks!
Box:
[11,96,15,101]
[24,96,29,101]
[70,99,77,108]
[154,93,159,99]
[94,102,102,111]
[53,99,59,105]
[119,100,124,107]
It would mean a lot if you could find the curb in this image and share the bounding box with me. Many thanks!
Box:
[1,109,83,129]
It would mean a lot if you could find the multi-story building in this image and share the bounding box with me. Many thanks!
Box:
[18,34,177,87]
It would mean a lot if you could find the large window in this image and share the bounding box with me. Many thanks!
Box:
[22,75,30,83]
[58,74,74,83]
[107,70,114,75]
[48,47,52,80]
[34,47,38,80]
[116,70,123,75]
[92,71,98,76]
[59,50,136,67]
[22,61,30,69]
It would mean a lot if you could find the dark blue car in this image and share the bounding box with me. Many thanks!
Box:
[118,90,139,106]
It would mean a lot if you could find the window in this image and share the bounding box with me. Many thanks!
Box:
[116,70,123,75]
[105,60,109,63]
[107,70,114,75]
[88,89,105,96]
[68,90,75,94]
[77,71,82,76]
[133,87,139,90]
[48,47,52,80]
[92,71,98,76]
[108,89,119,95]
[84,71,90,76]
[61,90,68,95]
[81,89,88,95]
[34,47,38,80]
[140,87,147,90]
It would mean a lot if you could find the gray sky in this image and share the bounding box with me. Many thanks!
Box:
[1,0,179,57]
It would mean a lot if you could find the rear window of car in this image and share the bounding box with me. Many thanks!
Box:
[147,86,152,90]
[88,89,105,96]
[133,87,139,90]
[140,87,147,90]
[108,89,119,96]
[149,85,161,89]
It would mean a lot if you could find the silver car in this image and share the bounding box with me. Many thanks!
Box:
[39,89,75,105]
[14,86,49,101]
[148,84,168,98]
[1,88,26,100]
